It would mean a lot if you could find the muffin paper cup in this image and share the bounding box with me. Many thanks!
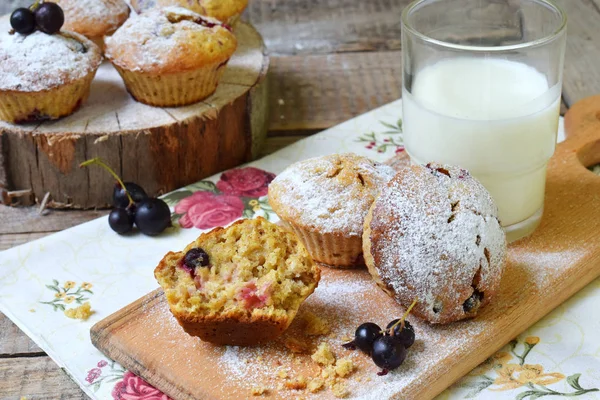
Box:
[279,220,364,268]
[112,62,228,107]
[0,72,96,124]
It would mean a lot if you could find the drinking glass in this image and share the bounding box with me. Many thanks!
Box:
[401,0,567,242]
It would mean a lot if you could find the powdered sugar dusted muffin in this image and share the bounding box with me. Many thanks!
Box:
[268,153,396,268]
[105,6,237,106]
[130,0,248,26]
[54,0,130,49]
[0,30,102,123]
[363,163,507,324]
[155,217,320,346]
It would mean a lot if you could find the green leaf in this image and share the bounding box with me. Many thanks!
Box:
[161,190,194,207]
[187,181,218,193]
[52,279,59,286]
[461,379,494,399]
[567,374,584,391]
[57,304,66,311]
[380,121,398,130]
[46,284,60,293]
[243,209,254,218]
[396,118,403,131]
[92,382,101,392]
[516,390,547,400]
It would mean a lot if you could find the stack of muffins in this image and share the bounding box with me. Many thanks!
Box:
[0,0,247,123]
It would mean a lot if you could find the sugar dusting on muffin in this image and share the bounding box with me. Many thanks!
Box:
[364,162,507,323]
[0,30,100,91]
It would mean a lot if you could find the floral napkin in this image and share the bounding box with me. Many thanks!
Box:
[1,99,599,400]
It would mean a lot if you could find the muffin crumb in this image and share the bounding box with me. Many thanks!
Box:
[311,342,335,366]
[307,378,325,393]
[64,302,93,320]
[285,376,307,390]
[251,386,267,396]
[332,382,349,398]
[277,370,289,379]
[334,358,355,378]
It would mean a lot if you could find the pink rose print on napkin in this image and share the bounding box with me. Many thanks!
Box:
[86,367,102,384]
[112,371,171,400]
[174,191,244,230]
[216,167,276,197]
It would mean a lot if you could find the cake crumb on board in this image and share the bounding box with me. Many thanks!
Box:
[64,302,93,320]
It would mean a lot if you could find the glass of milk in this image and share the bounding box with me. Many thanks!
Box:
[401,0,567,242]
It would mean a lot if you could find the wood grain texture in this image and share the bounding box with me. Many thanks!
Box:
[269,51,402,130]
[0,314,42,356]
[0,205,108,234]
[0,22,269,209]
[246,0,408,55]
[554,0,600,106]
[0,357,88,400]
[0,232,52,251]
[90,99,600,399]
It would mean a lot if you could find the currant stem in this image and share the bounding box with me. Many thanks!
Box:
[30,1,41,11]
[387,297,418,335]
[79,158,134,206]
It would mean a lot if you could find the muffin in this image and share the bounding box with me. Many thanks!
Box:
[54,0,130,49]
[154,217,320,346]
[104,6,237,107]
[130,0,248,26]
[268,153,396,268]
[0,29,102,124]
[363,163,507,324]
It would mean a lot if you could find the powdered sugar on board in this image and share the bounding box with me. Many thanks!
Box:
[0,30,101,91]
[129,268,489,399]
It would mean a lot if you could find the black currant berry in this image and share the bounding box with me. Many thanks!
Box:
[184,248,210,269]
[108,208,134,234]
[372,335,407,375]
[35,2,64,34]
[342,322,382,353]
[134,198,171,236]
[10,8,36,34]
[386,319,415,349]
[113,182,148,208]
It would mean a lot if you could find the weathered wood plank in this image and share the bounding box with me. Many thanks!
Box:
[0,314,42,356]
[0,357,89,400]
[268,52,402,130]
[0,232,52,251]
[246,0,407,55]
[0,205,108,235]
[554,0,600,106]
[260,135,308,157]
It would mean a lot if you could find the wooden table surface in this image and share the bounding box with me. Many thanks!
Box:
[1,0,600,398]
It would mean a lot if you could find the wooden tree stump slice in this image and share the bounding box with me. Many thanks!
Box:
[0,21,269,209]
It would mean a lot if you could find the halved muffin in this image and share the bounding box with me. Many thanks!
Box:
[155,217,320,346]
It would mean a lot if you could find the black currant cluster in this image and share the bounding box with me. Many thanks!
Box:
[342,300,418,376]
[80,158,172,236]
[10,1,64,35]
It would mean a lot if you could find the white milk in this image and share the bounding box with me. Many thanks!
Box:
[403,58,561,229]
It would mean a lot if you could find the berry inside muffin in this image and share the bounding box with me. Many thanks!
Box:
[155,217,320,345]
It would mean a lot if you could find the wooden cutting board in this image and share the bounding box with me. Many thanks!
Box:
[91,96,600,400]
